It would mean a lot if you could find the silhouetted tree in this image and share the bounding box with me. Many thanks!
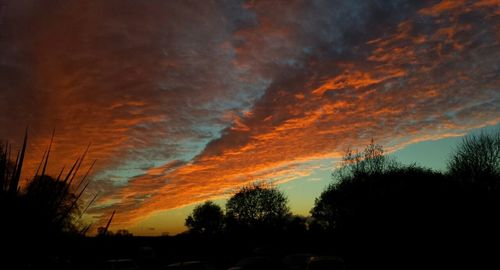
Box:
[335,139,399,180]
[0,132,95,267]
[226,183,290,229]
[115,229,133,237]
[448,131,500,188]
[311,140,496,269]
[284,215,308,236]
[312,140,400,231]
[185,201,224,235]
[24,175,81,234]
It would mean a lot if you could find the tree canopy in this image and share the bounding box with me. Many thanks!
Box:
[226,183,290,228]
[24,175,81,234]
[334,139,399,180]
[310,136,500,268]
[185,201,224,235]
[448,131,500,187]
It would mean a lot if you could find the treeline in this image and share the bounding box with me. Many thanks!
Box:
[183,132,500,269]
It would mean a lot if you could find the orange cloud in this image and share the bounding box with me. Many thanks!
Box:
[92,0,499,230]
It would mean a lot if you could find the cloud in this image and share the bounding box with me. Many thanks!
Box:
[96,0,499,228]
[0,0,264,182]
[0,0,498,230]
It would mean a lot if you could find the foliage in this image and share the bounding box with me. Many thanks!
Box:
[226,182,290,229]
[0,131,95,247]
[0,132,27,196]
[185,201,224,235]
[311,137,500,268]
[447,131,500,187]
[312,165,456,230]
[115,229,133,237]
[24,175,81,234]
[335,139,399,180]
[313,140,401,231]
[96,228,133,237]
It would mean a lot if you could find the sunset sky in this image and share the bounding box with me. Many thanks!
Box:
[0,0,498,235]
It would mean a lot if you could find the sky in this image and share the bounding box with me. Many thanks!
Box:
[0,0,498,235]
